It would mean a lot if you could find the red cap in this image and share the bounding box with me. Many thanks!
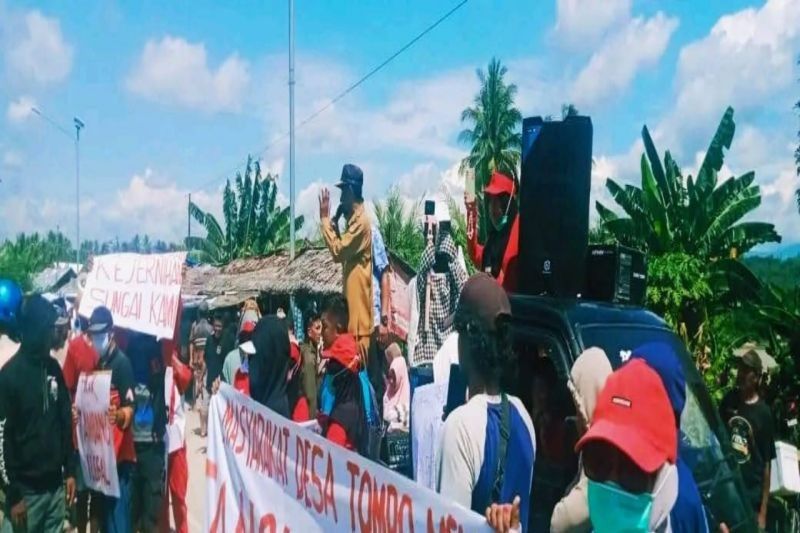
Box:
[484,171,515,196]
[576,359,677,473]
[241,321,256,333]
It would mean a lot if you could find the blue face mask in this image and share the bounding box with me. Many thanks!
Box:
[587,479,653,533]
[240,357,249,374]
[91,333,111,358]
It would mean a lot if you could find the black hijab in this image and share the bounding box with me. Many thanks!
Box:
[249,316,291,418]
[19,295,56,359]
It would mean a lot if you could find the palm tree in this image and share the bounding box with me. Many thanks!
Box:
[597,107,780,258]
[459,58,522,242]
[374,188,424,267]
[186,157,303,265]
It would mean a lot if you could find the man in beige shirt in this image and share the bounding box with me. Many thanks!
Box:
[319,164,373,359]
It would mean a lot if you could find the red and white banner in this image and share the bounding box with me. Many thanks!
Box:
[79,252,186,339]
[206,384,490,532]
[76,372,120,498]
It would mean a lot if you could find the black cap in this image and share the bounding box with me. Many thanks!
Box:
[87,306,114,334]
[738,349,763,374]
[335,164,363,191]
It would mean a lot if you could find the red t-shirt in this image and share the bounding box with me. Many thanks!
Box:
[62,335,99,400]
[233,369,250,396]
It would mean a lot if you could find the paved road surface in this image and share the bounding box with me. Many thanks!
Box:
[184,408,207,532]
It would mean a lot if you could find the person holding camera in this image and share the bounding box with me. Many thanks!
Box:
[466,171,520,292]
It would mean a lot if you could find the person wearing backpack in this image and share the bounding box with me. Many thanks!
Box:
[435,273,536,532]
[127,333,167,533]
[317,295,367,453]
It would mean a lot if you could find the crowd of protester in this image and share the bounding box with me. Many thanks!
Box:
[0,162,781,533]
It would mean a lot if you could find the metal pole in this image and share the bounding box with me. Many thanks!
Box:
[288,0,296,261]
[188,193,192,244]
[74,119,84,266]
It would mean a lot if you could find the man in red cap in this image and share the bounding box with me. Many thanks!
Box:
[576,358,679,532]
[466,171,520,292]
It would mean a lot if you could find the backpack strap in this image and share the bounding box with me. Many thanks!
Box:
[491,393,511,504]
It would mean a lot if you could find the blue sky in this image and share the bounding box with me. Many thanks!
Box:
[1,0,799,249]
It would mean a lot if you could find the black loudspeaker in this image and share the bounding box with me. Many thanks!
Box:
[518,115,592,297]
[584,244,647,305]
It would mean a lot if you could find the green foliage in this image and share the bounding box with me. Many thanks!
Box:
[186,157,304,265]
[373,188,424,267]
[459,57,521,242]
[743,256,800,291]
[597,107,781,258]
[646,253,713,328]
[0,232,73,289]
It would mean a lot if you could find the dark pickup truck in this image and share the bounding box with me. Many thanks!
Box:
[510,294,757,532]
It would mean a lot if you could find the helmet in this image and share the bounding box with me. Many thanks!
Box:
[0,279,23,326]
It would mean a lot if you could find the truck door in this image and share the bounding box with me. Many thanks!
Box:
[512,327,579,532]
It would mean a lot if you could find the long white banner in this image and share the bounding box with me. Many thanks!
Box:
[76,372,120,498]
[79,252,186,339]
[206,384,490,532]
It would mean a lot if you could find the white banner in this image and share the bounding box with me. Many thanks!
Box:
[76,372,120,498]
[206,384,490,532]
[79,252,186,339]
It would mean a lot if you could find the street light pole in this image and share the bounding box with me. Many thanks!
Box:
[288,0,296,261]
[74,118,84,266]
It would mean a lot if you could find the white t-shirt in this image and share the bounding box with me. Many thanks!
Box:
[164,367,186,454]
[433,332,459,384]
[436,393,536,523]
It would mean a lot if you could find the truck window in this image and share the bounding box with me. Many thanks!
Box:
[513,333,579,531]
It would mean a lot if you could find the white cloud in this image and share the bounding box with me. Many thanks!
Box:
[4,10,73,85]
[126,36,250,113]
[571,13,678,107]
[256,54,476,160]
[553,0,632,50]
[2,150,22,169]
[6,95,36,123]
[100,169,217,241]
[657,0,800,152]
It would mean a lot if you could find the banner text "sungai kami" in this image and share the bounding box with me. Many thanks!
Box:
[79,252,186,339]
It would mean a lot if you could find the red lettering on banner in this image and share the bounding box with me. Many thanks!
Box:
[86,453,110,486]
[370,479,387,533]
[149,293,178,330]
[295,436,337,523]
[96,262,112,281]
[80,410,111,444]
[425,509,463,533]
[89,287,108,307]
[348,462,412,533]
[311,444,324,513]
[358,469,372,533]
[109,290,142,320]
[386,485,398,533]
[209,482,227,533]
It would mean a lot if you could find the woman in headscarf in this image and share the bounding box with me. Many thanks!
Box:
[248,316,291,418]
[551,347,613,533]
[383,343,410,432]
[632,342,709,533]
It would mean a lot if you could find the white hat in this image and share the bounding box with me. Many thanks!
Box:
[239,341,256,355]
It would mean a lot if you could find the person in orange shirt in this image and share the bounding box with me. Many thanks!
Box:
[319,164,373,358]
[466,171,520,292]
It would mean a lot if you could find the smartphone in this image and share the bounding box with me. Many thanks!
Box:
[424,200,436,216]
[443,364,468,421]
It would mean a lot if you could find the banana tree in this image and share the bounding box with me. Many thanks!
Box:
[597,107,781,258]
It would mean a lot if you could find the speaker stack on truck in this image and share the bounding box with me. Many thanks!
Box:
[516,115,647,306]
